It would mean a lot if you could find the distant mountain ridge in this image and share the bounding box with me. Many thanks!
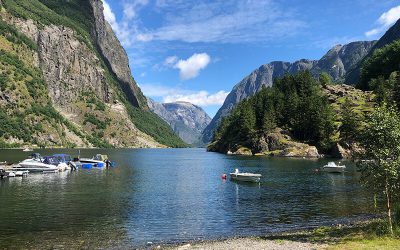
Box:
[148,99,211,145]
[202,41,376,143]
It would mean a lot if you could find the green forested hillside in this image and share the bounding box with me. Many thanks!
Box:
[209,71,375,156]
[359,39,400,90]
[210,72,336,154]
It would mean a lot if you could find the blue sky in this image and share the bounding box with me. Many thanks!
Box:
[102,0,400,117]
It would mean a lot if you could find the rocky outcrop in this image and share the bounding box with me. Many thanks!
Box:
[208,128,320,158]
[202,41,376,143]
[89,0,146,109]
[148,98,211,145]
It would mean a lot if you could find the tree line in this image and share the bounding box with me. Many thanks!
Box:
[213,71,336,153]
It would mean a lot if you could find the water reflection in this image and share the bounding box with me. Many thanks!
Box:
[0,148,375,248]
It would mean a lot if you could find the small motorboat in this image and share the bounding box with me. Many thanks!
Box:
[321,162,346,173]
[78,154,111,168]
[22,148,33,152]
[230,169,262,183]
[14,154,66,173]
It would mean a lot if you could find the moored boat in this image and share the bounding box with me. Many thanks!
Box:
[78,154,110,168]
[14,154,66,173]
[230,169,262,183]
[321,162,346,173]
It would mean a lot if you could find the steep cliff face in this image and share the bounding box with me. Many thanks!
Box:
[89,0,146,109]
[0,0,184,148]
[202,41,375,143]
[148,99,211,145]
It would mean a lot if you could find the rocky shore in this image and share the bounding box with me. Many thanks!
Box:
[208,128,321,158]
[165,218,388,250]
[170,237,324,250]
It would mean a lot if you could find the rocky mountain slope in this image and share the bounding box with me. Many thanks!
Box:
[148,99,211,145]
[202,41,375,143]
[0,0,185,148]
[346,19,400,84]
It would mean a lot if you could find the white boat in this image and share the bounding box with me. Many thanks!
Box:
[321,162,346,173]
[78,154,108,167]
[14,155,64,173]
[22,148,33,152]
[230,169,262,182]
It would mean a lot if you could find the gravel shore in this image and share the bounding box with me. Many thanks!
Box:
[170,238,326,250]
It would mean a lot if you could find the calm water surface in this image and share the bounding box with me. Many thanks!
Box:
[0,148,375,248]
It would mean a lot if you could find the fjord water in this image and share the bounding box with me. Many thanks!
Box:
[0,148,374,248]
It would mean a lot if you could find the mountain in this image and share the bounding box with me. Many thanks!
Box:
[148,99,211,145]
[0,0,186,148]
[346,19,400,84]
[202,41,375,143]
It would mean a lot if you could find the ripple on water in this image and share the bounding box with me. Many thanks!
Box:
[0,148,376,248]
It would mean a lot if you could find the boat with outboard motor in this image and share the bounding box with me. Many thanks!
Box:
[229,169,262,183]
[77,154,112,168]
[320,161,346,173]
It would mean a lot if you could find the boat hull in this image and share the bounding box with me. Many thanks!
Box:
[230,173,261,182]
[16,161,59,173]
[321,166,345,173]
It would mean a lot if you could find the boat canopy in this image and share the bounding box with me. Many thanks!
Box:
[53,154,72,163]
[43,156,60,165]
[94,154,108,161]
[30,153,42,159]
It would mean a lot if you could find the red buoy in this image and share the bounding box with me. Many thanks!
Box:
[221,174,227,180]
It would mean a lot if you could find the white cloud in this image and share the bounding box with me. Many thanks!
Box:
[366,5,400,38]
[103,0,305,46]
[102,0,149,47]
[140,84,228,107]
[155,53,211,80]
[378,5,400,26]
[123,0,149,20]
[102,0,118,30]
[164,90,228,106]
[174,53,210,80]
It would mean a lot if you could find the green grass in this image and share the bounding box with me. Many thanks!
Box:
[262,219,400,249]
[329,237,400,250]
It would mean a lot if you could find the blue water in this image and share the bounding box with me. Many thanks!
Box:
[0,148,375,248]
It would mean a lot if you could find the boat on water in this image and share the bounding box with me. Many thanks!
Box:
[230,169,262,183]
[13,154,65,173]
[78,154,110,168]
[22,148,33,152]
[321,162,346,173]
[53,154,72,170]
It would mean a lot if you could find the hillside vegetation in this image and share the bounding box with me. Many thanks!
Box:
[208,71,374,156]
[0,0,186,148]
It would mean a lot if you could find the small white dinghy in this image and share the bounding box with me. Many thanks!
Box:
[321,162,346,173]
[229,169,262,183]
